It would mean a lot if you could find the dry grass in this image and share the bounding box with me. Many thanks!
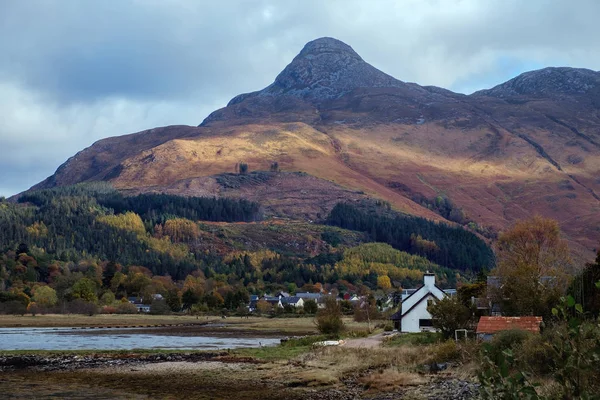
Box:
[0,314,369,335]
[0,334,483,398]
[359,368,427,392]
[0,313,213,328]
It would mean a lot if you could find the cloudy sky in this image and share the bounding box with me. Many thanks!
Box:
[1,0,599,197]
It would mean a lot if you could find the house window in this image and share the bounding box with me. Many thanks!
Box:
[419,319,433,327]
[427,299,434,307]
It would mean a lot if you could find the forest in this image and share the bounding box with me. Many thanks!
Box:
[326,202,495,272]
[0,183,488,315]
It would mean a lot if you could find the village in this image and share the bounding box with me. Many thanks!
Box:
[126,271,545,342]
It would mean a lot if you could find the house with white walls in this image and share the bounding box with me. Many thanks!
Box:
[390,273,448,332]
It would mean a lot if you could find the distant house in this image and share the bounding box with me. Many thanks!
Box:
[275,291,291,298]
[296,292,323,306]
[247,295,260,312]
[476,316,543,341]
[485,276,556,316]
[390,273,449,332]
[263,296,283,308]
[135,304,151,313]
[348,294,361,303]
[281,297,304,308]
[295,292,322,301]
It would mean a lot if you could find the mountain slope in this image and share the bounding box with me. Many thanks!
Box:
[28,38,600,258]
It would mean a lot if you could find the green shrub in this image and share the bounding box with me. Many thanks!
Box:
[115,301,138,314]
[429,340,460,363]
[486,329,532,365]
[384,332,442,347]
[517,333,556,375]
[315,297,345,337]
[282,335,329,347]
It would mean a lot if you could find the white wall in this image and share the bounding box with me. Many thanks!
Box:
[401,294,436,333]
[401,275,445,314]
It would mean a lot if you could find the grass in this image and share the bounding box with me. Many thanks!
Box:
[383,332,443,347]
[0,314,368,332]
[0,330,483,399]
[0,313,219,328]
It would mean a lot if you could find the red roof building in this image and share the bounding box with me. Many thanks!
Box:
[476,316,542,339]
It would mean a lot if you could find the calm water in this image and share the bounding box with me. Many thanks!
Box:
[0,327,280,351]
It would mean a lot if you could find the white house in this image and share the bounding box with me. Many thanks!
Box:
[390,273,447,332]
[281,297,304,308]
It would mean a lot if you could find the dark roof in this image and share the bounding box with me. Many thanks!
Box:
[264,296,281,304]
[476,316,542,334]
[281,297,302,304]
[296,292,322,300]
[401,293,438,318]
[400,285,424,303]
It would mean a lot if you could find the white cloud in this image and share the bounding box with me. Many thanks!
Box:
[1,0,599,196]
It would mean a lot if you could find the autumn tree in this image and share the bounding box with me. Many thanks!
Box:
[99,291,116,306]
[491,216,572,318]
[32,286,58,308]
[71,277,98,303]
[377,275,392,291]
[182,289,200,310]
[315,296,345,337]
[353,295,380,333]
[162,218,200,243]
[427,296,472,339]
[165,288,182,312]
[255,299,272,314]
[303,299,318,314]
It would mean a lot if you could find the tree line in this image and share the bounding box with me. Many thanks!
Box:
[326,202,495,272]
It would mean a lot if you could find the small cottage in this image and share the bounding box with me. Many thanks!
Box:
[281,297,304,308]
[476,316,543,341]
[390,273,448,332]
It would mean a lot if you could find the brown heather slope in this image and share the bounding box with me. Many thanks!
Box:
[29,38,600,259]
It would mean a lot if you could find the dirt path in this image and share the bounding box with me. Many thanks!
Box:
[342,332,386,348]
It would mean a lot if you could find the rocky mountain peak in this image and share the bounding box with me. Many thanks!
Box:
[227,37,405,106]
[294,37,363,62]
[475,67,600,98]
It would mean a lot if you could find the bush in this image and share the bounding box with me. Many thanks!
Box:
[517,333,556,375]
[383,323,394,332]
[0,300,27,315]
[315,297,345,337]
[429,340,460,364]
[150,299,171,315]
[303,299,318,314]
[115,302,138,314]
[384,332,442,347]
[487,329,531,362]
[100,305,117,314]
[65,299,98,315]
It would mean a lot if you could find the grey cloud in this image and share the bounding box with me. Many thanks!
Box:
[1,0,600,196]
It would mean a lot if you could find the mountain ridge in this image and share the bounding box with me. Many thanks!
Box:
[26,37,600,259]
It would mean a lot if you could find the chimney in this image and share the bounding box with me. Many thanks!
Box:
[424,272,435,288]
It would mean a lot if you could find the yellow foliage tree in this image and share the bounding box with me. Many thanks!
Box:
[97,212,145,235]
[162,218,200,242]
[377,275,392,291]
[492,215,573,316]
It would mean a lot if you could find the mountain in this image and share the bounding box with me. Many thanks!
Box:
[28,38,600,259]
